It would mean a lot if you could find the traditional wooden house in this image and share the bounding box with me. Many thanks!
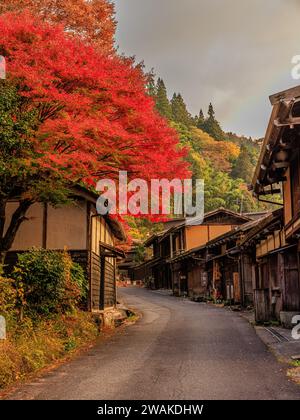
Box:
[251,84,300,325]
[117,241,143,282]
[4,186,126,312]
[170,209,251,296]
[240,209,285,322]
[142,209,250,295]
[141,229,173,289]
[205,215,269,305]
[133,217,191,289]
[169,243,207,298]
[169,213,267,301]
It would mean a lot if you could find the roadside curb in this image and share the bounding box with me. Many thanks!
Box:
[237,310,300,385]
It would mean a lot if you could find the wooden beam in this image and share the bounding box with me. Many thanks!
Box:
[42,203,48,249]
[259,188,281,196]
[252,103,281,191]
[270,85,300,105]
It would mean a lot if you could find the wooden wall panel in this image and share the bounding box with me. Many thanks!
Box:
[90,251,101,310]
[208,225,232,241]
[6,202,43,250]
[274,231,281,249]
[185,226,209,250]
[47,201,87,250]
[242,254,254,305]
[266,235,275,253]
[187,265,206,297]
[254,289,270,323]
[103,260,116,308]
[185,225,233,251]
[283,250,300,311]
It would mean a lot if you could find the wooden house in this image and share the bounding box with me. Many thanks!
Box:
[169,243,207,299]
[205,215,269,305]
[117,241,142,282]
[251,84,300,325]
[170,209,250,296]
[4,186,126,312]
[169,212,266,302]
[142,229,173,289]
[142,209,250,295]
[240,209,285,322]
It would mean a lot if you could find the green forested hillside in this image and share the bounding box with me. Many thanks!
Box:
[153,77,268,212]
[128,76,271,242]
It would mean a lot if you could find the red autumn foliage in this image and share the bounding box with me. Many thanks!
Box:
[0,0,116,55]
[0,11,190,198]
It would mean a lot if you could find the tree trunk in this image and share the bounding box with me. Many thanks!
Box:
[0,199,33,261]
[19,306,24,323]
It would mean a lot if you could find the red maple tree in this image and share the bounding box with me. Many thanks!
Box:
[0,0,116,55]
[0,12,190,257]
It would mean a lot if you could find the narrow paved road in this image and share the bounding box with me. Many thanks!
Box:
[6,287,300,400]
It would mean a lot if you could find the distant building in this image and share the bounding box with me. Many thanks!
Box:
[135,208,250,293]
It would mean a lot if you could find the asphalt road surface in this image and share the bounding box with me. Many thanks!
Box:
[5,287,300,400]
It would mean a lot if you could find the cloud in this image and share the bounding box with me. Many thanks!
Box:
[114,0,300,137]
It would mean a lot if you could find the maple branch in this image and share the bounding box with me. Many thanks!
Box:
[38,102,64,122]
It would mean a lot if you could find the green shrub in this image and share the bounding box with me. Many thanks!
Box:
[12,249,87,316]
[0,276,17,315]
[70,262,88,302]
[64,337,77,352]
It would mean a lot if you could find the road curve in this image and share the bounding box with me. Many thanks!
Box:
[5,287,300,400]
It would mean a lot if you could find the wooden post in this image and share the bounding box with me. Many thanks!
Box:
[42,203,48,249]
[170,233,173,259]
[278,252,285,310]
[114,259,117,307]
[239,254,245,306]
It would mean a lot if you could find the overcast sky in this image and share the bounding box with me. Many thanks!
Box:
[114,0,300,138]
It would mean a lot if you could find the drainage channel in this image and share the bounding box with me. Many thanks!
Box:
[264,327,290,342]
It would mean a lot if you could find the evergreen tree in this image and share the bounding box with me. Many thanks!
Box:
[192,115,199,126]
[197,109,205,129]
[171,93,192,126]
[146,70,157,98]
[208,103,215,119]
[231,144,254,183]
[155,78,172,119]
[202,103,224,141]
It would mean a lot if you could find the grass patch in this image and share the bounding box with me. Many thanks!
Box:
[0,310,99,390]
[287,366,300,385]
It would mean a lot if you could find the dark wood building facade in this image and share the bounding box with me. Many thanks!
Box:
[170,209,250,297]
[168,214,267,304]
[251,85,300,324]
[240,209,287,322]
[139,209,250,295]
[204,217,266,305]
